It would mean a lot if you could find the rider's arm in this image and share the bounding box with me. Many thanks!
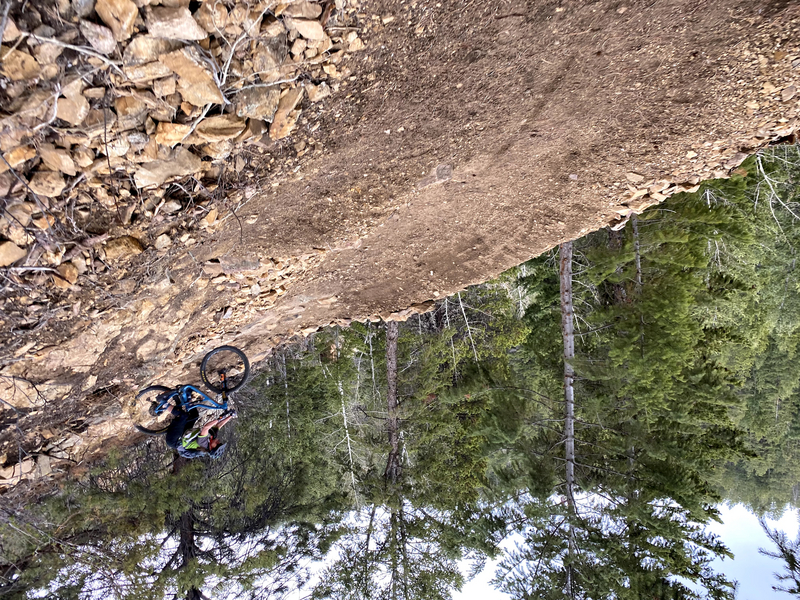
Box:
[200,413,234,436]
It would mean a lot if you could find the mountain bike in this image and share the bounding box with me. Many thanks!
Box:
[134,346,250,436]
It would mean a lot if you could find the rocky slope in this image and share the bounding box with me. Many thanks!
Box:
[2,0,800,489]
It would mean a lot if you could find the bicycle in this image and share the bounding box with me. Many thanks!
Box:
[134,345,250,436]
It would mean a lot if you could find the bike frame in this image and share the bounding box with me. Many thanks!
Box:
[153,384,229,416]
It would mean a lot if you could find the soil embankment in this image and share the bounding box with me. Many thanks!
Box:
[2,0,800,486]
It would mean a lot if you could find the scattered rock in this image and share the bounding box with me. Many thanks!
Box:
[113,278,137,294]
[152,75,176,97]
[79,21,117,55]
[103,235,144,260]
[782,85,796,102]
[28,171,66,197]
[154,233,172,249]
[253,39,286,83]
[417,164,453,189]
[124,61,174,83]
[95,0,139,41]
[31,39,64,66]
[625,172,644,183]
[345,31,365,51]
[81,108,117,137]
[0,241,27,266]
[4,202,34,226]
[145,6,208,41]
[305,81,331,102]
[54,262,79,288]
[115,95,149,130]
[72,0,95,18]
[201,207,217,227]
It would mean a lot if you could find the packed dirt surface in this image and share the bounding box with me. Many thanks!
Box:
[3,0,800,488]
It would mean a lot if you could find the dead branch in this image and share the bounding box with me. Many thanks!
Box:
[19,32,124,75]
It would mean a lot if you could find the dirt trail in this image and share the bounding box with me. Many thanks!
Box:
[3,0,800,485]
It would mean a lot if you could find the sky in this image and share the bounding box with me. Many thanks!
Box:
[452,504,800,600]
[709,504,799,600]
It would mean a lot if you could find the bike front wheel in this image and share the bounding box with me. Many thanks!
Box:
[200,346,250,394]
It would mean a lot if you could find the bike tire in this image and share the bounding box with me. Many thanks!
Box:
[200,346,250,394]
[135,424,170,436]
[135,385,173,434]
[137,385,173,415]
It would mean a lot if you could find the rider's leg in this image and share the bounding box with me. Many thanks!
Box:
[165,410,189,449]
[185,407,200,429]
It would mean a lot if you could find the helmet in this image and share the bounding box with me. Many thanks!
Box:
[208,442,227,460]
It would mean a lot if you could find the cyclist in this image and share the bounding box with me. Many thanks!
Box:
[164,402,236,459]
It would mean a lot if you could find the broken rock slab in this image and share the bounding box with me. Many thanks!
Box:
[79,20,117,55]
[95,0,139,41]
[194,1,228,32]
[155,121,192,146]
[235,86,281,121]
[56,95,90,126]
[159,46,225,106]
[284,16,326,40]
[28,171,66,197]
[0,375,40,408]
[133,146,202,187]
[103,235,144,260]
[195,114,246,142]
[123,35,184,65]
[0,145,36,173]
[39,143,78,176]
[0,241,27,266]
[269,86,304,140]
[417,164,453,189]
[0,48,41,81]
[145,6,208,40]
[282,1,323,19]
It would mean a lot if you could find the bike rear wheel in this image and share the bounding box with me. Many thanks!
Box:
[200,346,250,393]
[137,385,173,415]
[134,385,173,435]
[135,423,170,436]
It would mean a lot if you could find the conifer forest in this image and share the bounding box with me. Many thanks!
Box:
[5,147,800,599]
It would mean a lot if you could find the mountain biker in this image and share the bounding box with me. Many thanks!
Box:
[164,403,236,459]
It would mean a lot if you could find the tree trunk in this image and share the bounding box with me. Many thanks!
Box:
[560,242,578,598]
[560,242,576,510]
[384,320,401,483]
